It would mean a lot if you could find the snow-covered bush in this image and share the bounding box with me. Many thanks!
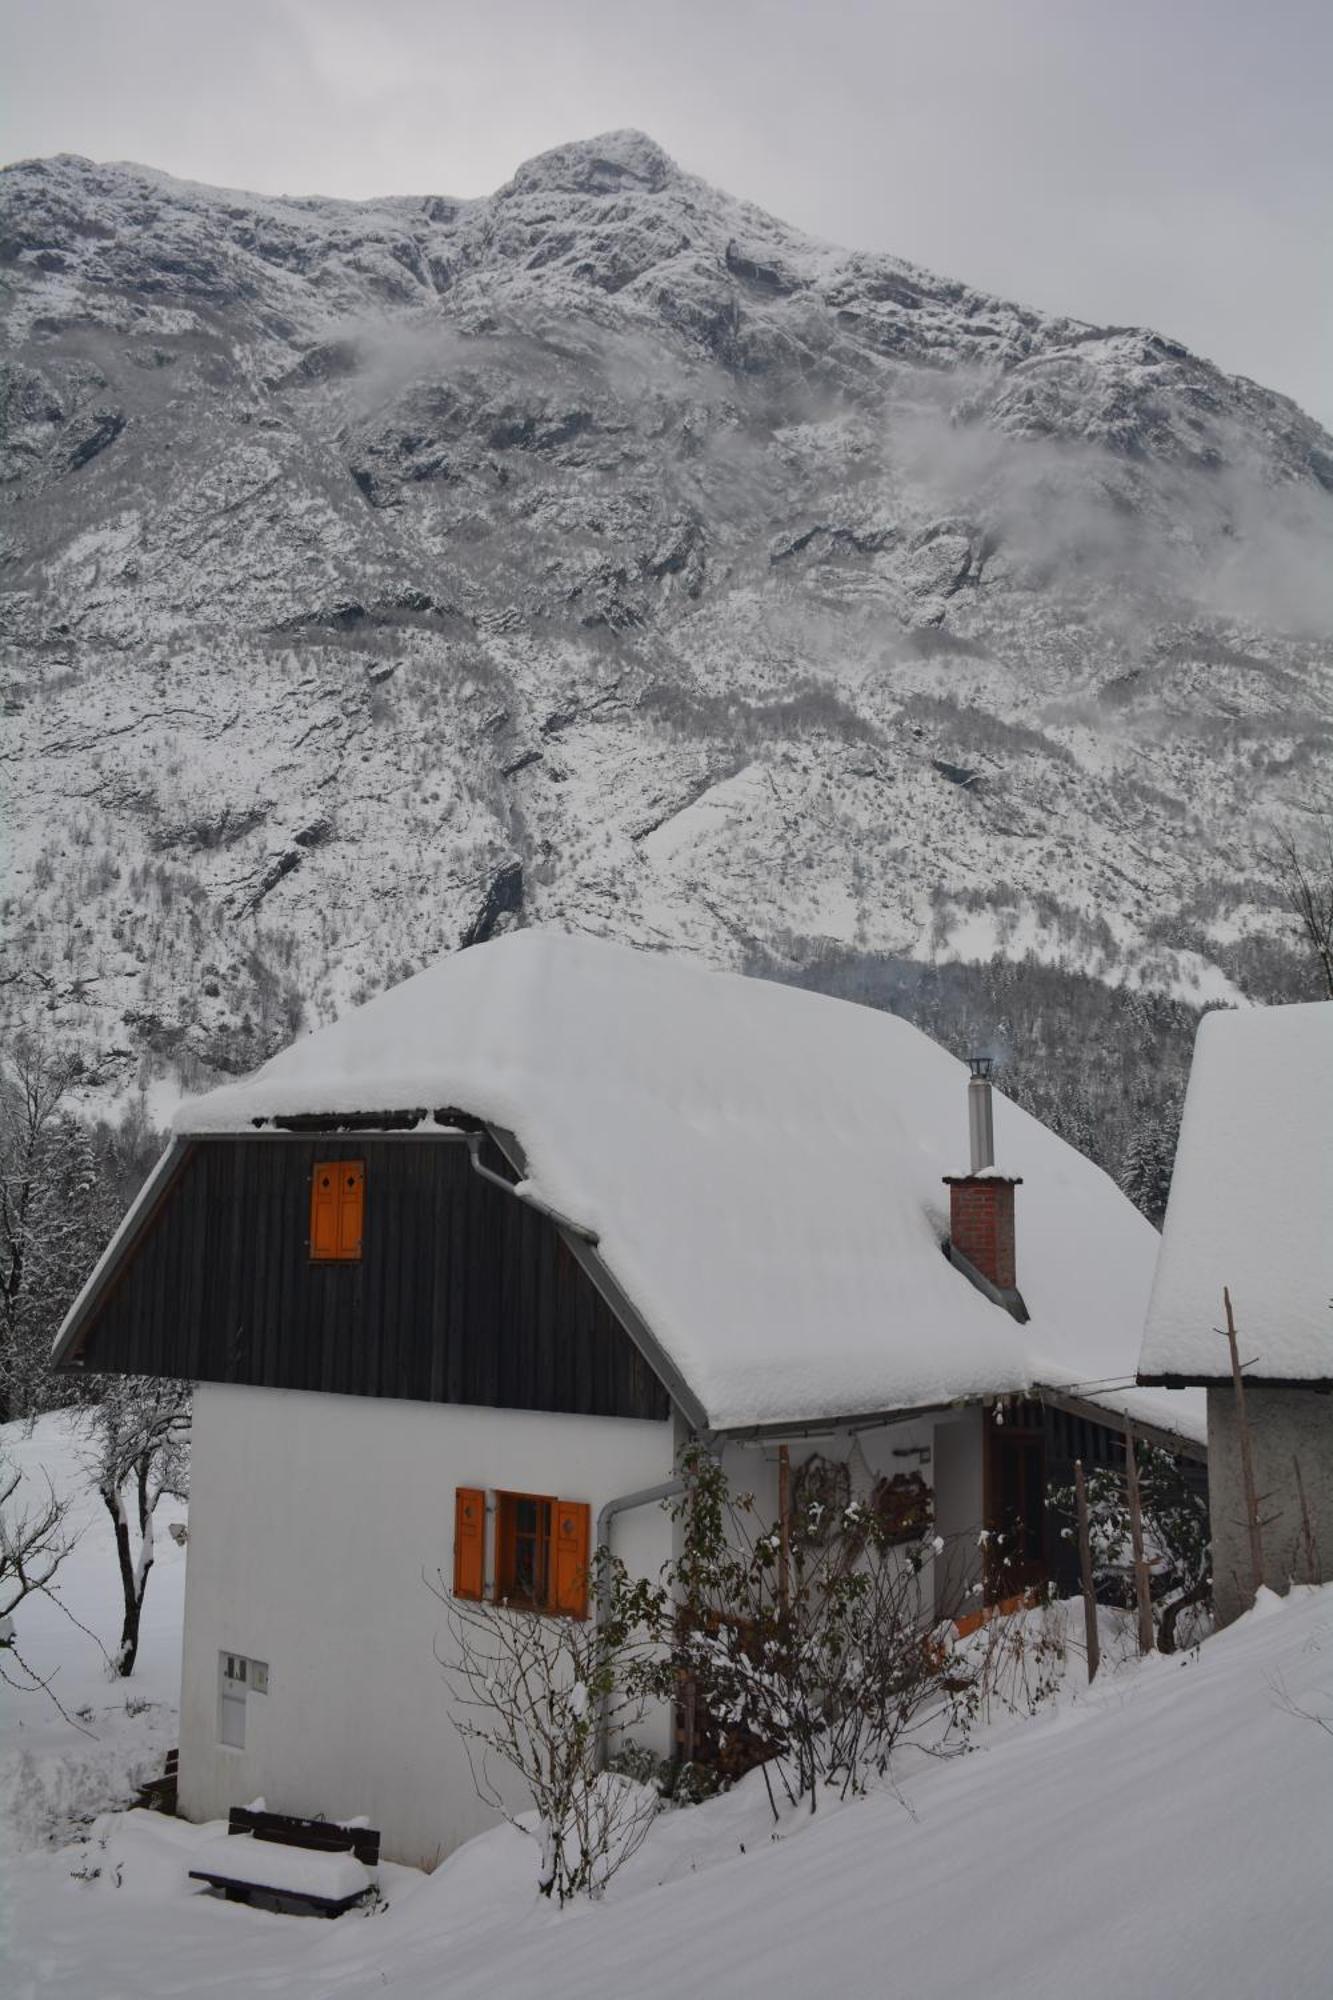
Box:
[1049,1445,1210,1652]
[671,1446,975,1816]
[607,1738,725,1807]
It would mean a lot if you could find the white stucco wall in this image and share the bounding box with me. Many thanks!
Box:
[1208,1384,1333,1626]
[718,1412,948,1612]
[931,1407,985,1616]
[178,1384,675,1867]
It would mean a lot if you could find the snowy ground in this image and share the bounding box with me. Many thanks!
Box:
[0,1414,186,1859]
[3,1415,1332,1999]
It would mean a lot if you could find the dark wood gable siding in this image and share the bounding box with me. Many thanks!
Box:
[76,1138,670,1422]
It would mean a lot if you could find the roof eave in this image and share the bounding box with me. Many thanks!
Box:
[712,1395,983,1444]
[51,1136,193,1368]
[718,1381,1208,1456]
[484,1124,713,1437]
[1036,1384,1207,1460]
[1138,1371,1331,1394]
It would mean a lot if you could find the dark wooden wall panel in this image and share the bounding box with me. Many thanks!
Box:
[1039,1405,1209,1598]
[78,1138,669,1424]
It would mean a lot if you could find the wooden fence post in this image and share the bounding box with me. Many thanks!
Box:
[1075,1459,1100,1684]
[1222,1286,1266,1600]
[777,1444,791,1614]
[1124,1425,1155,1655]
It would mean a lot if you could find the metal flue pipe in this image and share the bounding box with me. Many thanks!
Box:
[967,1055,995,1174]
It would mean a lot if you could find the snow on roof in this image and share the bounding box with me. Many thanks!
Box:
[1140,1001,1333,1385]
[177,931,1201,1438]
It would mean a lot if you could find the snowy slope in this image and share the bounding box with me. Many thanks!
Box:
[1140,1000,1333,1382]
[2,132,1331,1107]
[167,931,1201,1437]
[5,1543,1331,1998]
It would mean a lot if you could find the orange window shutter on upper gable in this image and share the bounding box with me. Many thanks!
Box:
[310,1160,364,1261]
[310,1164,341,1258]
[552,1500,591,1619]
[337,1161,364,1257]
[454,1487,486,1601]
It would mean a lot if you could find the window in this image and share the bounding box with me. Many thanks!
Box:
[498,1493,553,1608]
[219,1651,268,1748]
[310,1160,364,1261]
[457,1488,591,1619]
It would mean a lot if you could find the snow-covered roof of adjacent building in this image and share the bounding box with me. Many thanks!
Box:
[1139,1001,1333,1387]
[164,930,1201,1440]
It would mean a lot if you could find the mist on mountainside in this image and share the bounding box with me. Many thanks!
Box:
[2,132,1329,1190]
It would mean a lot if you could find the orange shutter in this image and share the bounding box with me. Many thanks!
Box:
[337,1161,364,1258]
[454,1487,486,1601]
[552,1500,591,1619]
[310,1164,341,1258]
[310,1160,365,1261]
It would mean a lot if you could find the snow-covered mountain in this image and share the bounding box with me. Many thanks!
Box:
[3,131,1331,1105]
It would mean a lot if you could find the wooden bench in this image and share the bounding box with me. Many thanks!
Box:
[188,1806,381,1917]
[134,1747,178,1814]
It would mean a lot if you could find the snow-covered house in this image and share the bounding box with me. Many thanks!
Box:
[55,932,1203,1865]
[1139,1002,1332,1625]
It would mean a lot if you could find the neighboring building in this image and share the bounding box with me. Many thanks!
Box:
[1139,1001,1332,1626]
[56,931,1203,1865]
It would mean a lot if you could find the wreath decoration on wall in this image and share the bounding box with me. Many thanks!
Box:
[869,1471,934,1546]
[790,1454,852,1545]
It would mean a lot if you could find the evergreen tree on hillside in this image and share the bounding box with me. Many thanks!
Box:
[1117,1115,1176,1227]
[0,1039,123,1422]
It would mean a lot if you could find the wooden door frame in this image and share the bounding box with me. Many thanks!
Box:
[982,1400,1048,1602]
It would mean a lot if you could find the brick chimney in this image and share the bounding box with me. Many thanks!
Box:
[943,1057,1025,1312]
[945,1174,1019,1290]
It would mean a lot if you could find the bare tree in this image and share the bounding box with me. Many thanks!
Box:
[84,1377,190,1676]
[429,1551,670,1905]
[1268,819,1333,997]
[0,1450,75,1637]
[1,1447,83,1716]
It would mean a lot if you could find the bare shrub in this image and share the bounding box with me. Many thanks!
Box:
[429,1550,670,1904]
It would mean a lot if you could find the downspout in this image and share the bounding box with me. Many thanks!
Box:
[594,1475,686,1772]
[464,1133,600,1244]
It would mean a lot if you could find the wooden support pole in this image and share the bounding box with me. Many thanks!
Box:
[777,1444,791,1614]
[1124,1425,1155,1656]
[1223,1286,1266,1601]
[1293,1456,1321,1585]
[1074,1459,1100,1685]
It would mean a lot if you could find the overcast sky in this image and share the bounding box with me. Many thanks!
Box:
[5,0,1331,425]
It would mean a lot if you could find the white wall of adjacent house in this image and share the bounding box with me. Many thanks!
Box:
[178,1382,676,1868]
[1208,1383,1333,1625]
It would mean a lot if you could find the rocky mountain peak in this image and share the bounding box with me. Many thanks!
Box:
[499,129,679,200]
